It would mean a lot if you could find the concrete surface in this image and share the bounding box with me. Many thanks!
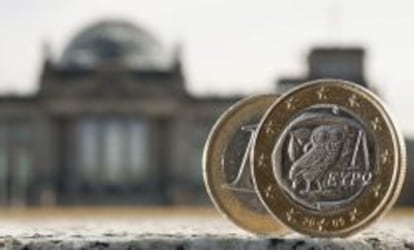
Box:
[0,208,412,249]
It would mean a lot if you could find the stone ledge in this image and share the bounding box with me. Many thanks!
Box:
[0,211,412,249]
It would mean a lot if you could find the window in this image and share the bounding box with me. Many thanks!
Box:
[77,117,149,186]
[102,119,124,184]
[11,123,32,204]
[190,121,211,184]
[0,124,7,202]
[127,121,148,182]
[78,119,99,183]
[0,122,32,204]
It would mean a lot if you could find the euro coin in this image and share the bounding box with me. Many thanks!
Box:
[203,94,286,234]
[251,79,406,237]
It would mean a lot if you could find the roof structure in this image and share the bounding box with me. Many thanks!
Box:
[59,20,173,70]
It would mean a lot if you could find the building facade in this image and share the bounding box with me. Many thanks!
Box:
[0,20,239,206]
[277,47,368,92]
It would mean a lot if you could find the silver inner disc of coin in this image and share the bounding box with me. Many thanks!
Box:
[221,114,268,213]
[272,104,379,212]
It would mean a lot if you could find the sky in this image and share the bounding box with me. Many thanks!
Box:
[1,0,414,134]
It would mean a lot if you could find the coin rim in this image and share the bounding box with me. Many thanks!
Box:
[203,94,286,234]
[251,79,406,237]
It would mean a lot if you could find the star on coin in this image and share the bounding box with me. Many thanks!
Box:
[348,94,360,108]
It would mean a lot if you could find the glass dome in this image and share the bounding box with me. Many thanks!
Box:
[59,20,173,70]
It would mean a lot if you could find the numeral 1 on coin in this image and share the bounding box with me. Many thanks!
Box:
[223,124,258,193]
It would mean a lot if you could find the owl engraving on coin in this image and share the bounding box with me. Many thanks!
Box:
[272,105,377,211]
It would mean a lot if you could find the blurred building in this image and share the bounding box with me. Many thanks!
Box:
[0,19,412,206]
[277,47,367,92]
[0,20,238,206]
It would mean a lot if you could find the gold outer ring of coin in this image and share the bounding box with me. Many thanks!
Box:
[203,94,287,234]
[251,79,406,237]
